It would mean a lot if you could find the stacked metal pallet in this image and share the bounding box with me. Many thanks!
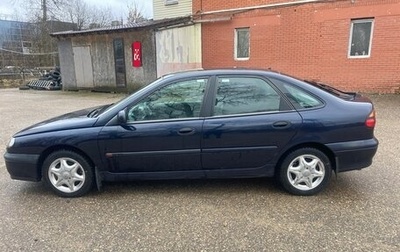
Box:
[27,80,55,90]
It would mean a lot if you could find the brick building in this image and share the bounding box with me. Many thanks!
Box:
[191,0,400,93]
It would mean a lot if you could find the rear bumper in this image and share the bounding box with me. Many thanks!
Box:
[326,138,378,172]
[4,152,41,182]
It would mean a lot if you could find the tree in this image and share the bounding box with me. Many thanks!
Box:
[89,5,115,28]
[16,0,66,22]
[127,1,147,25]
[10,0,67,66]
[65,0,115,30]
[10,0,116,67]
[65,0,89,30]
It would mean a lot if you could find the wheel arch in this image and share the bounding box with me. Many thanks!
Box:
[37,145,96,181]
[275,142,336,175]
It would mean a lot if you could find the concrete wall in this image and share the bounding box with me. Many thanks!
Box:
[57,30,157,91]
[124,31,157,90]
[195,0,400,93]
[156,24,202,77]
[153,0,192,20]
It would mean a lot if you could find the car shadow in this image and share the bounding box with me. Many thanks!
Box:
[8,177,283,199]
[324,173,369,200]
[98,177,283,197]
[10,174,368,201]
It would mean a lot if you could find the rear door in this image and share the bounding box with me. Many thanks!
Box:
[201,75,303,172]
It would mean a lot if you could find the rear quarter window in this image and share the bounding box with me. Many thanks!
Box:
[270,78,324,110]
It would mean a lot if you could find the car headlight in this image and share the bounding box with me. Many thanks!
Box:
[7,137,15,148]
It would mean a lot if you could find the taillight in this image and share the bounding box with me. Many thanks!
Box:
[365,110,376,128]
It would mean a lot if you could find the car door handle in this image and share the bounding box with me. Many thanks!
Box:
[178,127,195,136]
[272,121,291,129]
[121,124,136,131]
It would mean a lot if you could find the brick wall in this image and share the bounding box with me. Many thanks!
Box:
[194,0,400,93]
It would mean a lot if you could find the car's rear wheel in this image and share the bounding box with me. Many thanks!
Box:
[42,150,93,197]
[279,148,332,196]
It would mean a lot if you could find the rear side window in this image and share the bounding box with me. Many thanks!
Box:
[271,78,323,110]
[213,77,290,116]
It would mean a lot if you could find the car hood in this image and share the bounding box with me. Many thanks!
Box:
[14,105,108,137]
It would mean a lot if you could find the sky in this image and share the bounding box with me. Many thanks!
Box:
[0,0,153,21]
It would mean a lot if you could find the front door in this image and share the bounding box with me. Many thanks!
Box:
[99,78,208,172]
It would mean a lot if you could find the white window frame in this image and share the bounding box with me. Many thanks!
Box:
[234,28,250,61]
[165,0,178,6]
[348,19,374,59]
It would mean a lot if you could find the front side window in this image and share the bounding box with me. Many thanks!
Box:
[348,19,374,58]
[128,79,207,122]
[235,28,250,60]
[213,77,287,116]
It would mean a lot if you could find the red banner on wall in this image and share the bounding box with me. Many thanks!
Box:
[132,41,142,67]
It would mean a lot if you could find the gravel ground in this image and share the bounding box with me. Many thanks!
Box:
[0,89,399,251]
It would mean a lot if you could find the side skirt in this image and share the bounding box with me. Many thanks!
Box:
[100,165,275,182]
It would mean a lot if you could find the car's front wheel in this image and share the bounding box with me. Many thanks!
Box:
[42,150,94,197]
[279,148,332,196]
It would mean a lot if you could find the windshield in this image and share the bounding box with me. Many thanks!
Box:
[98,74,174,116]
[87,104,114,118]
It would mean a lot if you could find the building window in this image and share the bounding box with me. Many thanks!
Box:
[235,28,250,60]
[348,19,374,58]
[113,38,126,87]
[165,0,178,6]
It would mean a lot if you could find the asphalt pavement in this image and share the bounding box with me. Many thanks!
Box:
[0,89,399,251]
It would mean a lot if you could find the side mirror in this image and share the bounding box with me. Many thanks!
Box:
[117,110,127,124]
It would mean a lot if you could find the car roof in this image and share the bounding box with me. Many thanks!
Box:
[159,68,348,105]
[161,68,284,80]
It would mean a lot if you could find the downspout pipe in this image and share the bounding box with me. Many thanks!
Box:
[199,0,329,16]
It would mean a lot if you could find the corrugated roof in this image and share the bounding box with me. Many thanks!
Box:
[50,16,191,37]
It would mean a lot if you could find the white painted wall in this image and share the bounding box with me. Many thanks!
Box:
[153,0,192,20]
[156,24,202,77]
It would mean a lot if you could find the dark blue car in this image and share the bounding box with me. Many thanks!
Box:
[4,69,378,197]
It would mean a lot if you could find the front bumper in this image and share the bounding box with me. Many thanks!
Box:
[4,152,41,182]
[326,138,378,172]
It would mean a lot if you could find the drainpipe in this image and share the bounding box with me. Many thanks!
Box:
[199,0,329,16]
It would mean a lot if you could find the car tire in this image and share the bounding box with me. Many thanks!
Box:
[42,150,94,197]
[279,148,332,196]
